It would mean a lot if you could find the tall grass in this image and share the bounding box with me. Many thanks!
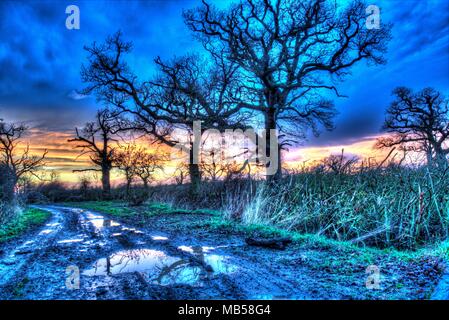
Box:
[24,160,449,250]
[237,166,449,249]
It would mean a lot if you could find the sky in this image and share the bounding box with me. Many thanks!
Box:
[0,0,448,183]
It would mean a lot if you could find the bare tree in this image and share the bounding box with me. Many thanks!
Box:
[134,148,167,190]
[0,120,47,196]
[322,149,359,174]
[80,33,250,193]
[78,174,93,199]
[114,144,139,195]
[173,162,189,185]
[115,144,167,193]
[376,87,449,167]
[184,0,391,181]
[68,109,125,197]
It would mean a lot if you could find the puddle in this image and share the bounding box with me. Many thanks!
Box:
[203,254,238,273]
[39,229,54,235]
[121,227,142,233]
[178,245,238,274]
[83,249,203,285]
[58,239,84,244]
[85,212,121,229]
[152,235,169,241]
[178,245,214,253]
[46,223,60,227]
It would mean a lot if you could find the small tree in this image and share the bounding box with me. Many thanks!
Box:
[0,120,47,196]
[134,148,167,190]
[322,150,359,175]
[173,162,189,185]
[114,144,139,195]
[376,87,449,167]
[78,174,93,199]
[115,144,167,193]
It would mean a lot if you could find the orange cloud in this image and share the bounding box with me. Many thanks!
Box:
[284,135,393,169]
[20,128,404,184]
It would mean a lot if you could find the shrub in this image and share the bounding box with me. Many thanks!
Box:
[0,164,14,203]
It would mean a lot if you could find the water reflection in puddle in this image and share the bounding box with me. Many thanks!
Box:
[58,238,84,244]
[204,254,237,273]
[178,245,237,274]
[85,213,121,229]
[39,229,54,235]
[152,235,169,241]
[46,223,60,227]
[178,245,214,253]
[83,249,202,285]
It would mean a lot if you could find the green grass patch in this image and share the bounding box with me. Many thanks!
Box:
[202,215,429,262]
[0,208,51,243]
[62,201,136,217]
[60,200,439,261]
[60,201,219,219]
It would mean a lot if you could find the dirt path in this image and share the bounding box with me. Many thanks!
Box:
[0,205,444,299]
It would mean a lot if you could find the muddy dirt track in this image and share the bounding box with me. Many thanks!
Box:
[0,205,445,300]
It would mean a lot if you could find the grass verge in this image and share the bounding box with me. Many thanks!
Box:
[61,201,219,217]
[60,200,442,262]
[0,208,51,244]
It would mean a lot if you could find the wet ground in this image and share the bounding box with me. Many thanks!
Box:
[0,205,445,299]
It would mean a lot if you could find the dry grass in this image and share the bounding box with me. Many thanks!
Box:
[145,165,449,250]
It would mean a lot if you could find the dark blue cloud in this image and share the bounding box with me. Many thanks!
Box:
[0,0,448,147]
[0,0,199,130]
[307,0,449,146]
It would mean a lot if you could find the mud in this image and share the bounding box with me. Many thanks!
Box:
[0,205,444,300]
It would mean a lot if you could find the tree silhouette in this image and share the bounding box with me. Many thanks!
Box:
[114,144,139,195]
[68,109,127,197]
[81,33,250,193]
[134,148,167,190]
[184,0,391,181]
[0,120,47,197]
[376,87,449,167]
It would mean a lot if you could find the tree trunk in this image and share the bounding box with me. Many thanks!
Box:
[189,135,201,195]
[101,165,111,199]
[435,148,448,168]
[426,147,433,167]
[125,179,131,196]
[143,178,149,190]
[189,161,201,195]
[265,108,282,183]
[0,165,15,203]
